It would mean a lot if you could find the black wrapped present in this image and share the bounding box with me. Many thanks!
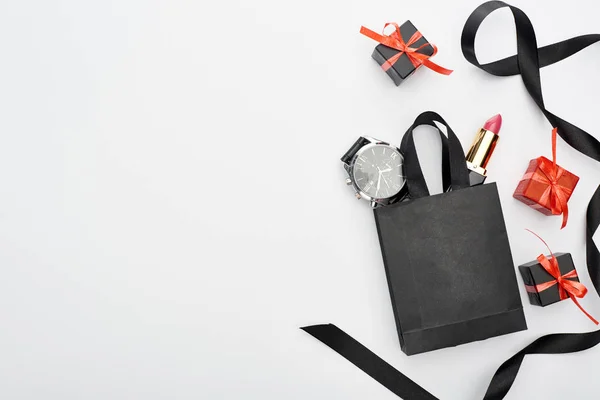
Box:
[360,21,452,86]
[517,231,598,324]
[519,252,579,307]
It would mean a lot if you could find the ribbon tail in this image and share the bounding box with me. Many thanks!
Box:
[552,127,558,168]
[560,201,569,229]
[301,324,440,400]
[359,26,387,43]
[553,187,570,229]
[558,285,568,301]
[569,295,599,325]
[421,58,453,75]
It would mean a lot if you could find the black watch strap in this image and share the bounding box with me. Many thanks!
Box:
[341,137,372,165]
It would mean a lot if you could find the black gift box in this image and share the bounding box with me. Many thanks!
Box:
[518,253,579,306]
[374,112,527,356]
[371,20,434,86]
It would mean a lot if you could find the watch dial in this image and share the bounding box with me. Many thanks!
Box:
[352,145,405,199]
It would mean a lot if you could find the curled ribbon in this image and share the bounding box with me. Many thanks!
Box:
[360,23,453,75]
[525,230,598,325]
[530,128,573,229]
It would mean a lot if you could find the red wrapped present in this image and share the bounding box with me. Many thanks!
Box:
[513,129,579,229]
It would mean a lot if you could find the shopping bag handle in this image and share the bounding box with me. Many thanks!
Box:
[400,111,470,199]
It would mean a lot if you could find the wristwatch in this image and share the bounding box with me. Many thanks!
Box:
[341,136,408,208]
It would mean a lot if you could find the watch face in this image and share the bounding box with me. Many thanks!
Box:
[352,144,405,199]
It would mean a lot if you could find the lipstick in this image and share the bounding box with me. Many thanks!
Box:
[466,114,502,186]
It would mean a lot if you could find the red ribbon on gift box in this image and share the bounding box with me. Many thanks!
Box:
[360,23,453,76]
[525,230,598,325]
[525,128,573,229]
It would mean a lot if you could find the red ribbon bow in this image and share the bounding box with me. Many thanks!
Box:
[359,23,453,75]
[531,128,573,229]
[525,230,598,324]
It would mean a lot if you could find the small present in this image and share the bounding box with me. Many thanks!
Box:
[513,128,578,228]
[360,21,452,86]
[518,231,597,324]
[519,252,580,307]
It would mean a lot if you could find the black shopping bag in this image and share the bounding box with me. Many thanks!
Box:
[374,112,527,355]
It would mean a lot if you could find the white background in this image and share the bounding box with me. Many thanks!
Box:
[1,0,600,399]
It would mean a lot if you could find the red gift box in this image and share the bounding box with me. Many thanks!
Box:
[513,129,578,229]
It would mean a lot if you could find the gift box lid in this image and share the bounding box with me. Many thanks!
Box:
[520,252,573,281]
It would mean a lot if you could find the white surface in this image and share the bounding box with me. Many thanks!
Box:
[0,0,599,399]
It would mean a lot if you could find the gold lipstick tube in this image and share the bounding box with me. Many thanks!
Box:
[466,128,499,177]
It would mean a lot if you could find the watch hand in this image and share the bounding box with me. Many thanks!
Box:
[380,168,392,173]
[377,171,382,191]
[383,177,390,188]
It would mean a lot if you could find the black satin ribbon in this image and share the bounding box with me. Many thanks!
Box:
[301,324,438,400]
[461,4,600,396]
[588,186,600,295]
[461,1,600,161]
[461,1,600,302]
[302,4,600,398]
[302,323,600,399]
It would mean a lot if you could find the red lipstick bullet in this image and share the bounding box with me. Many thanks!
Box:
[466,114,502,186]
[483,114,502,134]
